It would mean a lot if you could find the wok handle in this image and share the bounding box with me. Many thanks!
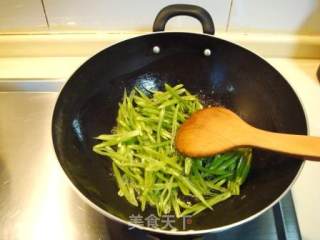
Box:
[153,4,215,35]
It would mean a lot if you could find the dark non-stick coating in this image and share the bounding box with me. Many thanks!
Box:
[52,32,306,232]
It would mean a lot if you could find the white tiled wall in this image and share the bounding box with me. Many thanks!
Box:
[0,0,319,35]
[0,0,47,31]
[43,0,231,32]
[228,0,320,34]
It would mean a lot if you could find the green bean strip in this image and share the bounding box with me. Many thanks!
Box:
[93,84,252,218]
[180,192,232,217]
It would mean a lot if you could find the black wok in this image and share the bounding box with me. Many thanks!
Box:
[52,4,306,235]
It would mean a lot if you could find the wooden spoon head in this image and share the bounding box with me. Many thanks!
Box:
[175,107,250,157]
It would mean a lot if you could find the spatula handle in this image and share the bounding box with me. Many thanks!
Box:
[250,129,320,161]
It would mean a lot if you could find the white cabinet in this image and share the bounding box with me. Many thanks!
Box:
[0,0,47,31]
[43,0,232,32]
[0,0,319,35]
[228,0,320,34]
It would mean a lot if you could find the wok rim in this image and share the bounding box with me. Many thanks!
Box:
[51,31,308,235]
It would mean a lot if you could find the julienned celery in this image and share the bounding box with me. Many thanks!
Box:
[93,84,252,218]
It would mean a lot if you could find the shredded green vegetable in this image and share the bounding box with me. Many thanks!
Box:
[93,84,252,218]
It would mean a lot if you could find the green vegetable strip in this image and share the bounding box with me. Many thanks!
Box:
[157,108,165,143]
[93,84,252,218]
[170,104,180,149]
[184,157,192,175]
[180,192,232,217]
[112,162,138,206]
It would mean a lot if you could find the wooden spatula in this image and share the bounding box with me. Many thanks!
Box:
[175,107,320,160]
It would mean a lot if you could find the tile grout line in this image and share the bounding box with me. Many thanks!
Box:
[40,0,50,29]
[226,0,234,32]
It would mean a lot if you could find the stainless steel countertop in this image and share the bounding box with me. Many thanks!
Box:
[0,92,110,240]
